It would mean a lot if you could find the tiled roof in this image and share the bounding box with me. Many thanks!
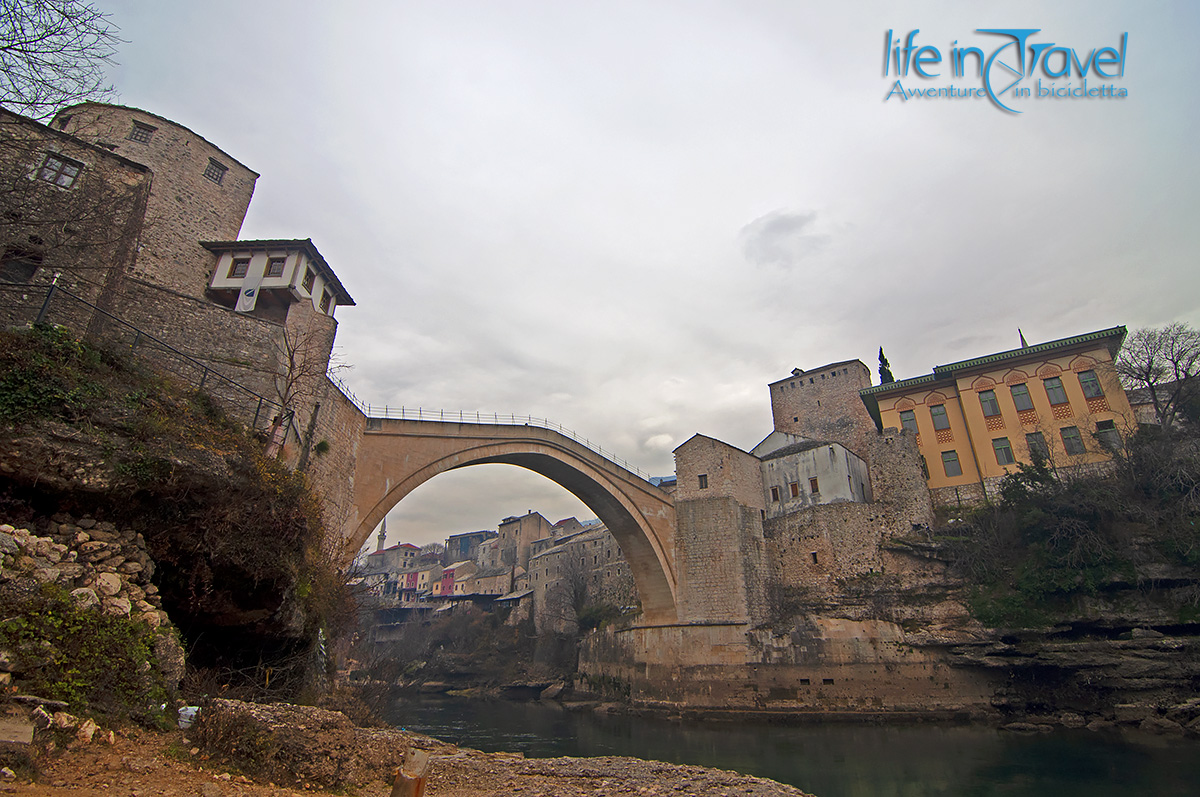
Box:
[860,326,1126,397]
[759,439,841,461]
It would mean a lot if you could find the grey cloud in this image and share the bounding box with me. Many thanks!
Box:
[739,210,830,269]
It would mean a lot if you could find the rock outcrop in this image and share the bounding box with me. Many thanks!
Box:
[0,512,185,693]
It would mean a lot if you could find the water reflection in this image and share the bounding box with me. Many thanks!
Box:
[384,695,1199,797]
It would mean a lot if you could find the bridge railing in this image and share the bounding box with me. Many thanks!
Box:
[326,370,652,480]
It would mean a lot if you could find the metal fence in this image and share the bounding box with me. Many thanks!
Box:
[326,369,652,480]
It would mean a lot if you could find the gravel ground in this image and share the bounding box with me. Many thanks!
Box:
[5,726,816,797]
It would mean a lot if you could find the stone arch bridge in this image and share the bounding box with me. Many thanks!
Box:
[344,415,679,625]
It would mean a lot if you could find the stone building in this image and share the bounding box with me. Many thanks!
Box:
[527,521,638,633]
[1,103,354,473]
[751,432,872,518]
[459,565,513,597]
[1,108,150,333]
[445,529,497,565]
[362,540,419,603]
[497,511,552,570]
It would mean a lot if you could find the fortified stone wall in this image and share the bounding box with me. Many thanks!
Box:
[302,378,369,557]
[763,428,934,603]
[769,360,877,457]
[674,497,768,625]
[764,503,882,597]
[862,428,935,527]
[578,622,996,715]
[111,278,280,400]
[53,104,257,300]
[0,109,151,332]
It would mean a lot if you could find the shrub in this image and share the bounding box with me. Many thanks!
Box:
[0,583,171,723]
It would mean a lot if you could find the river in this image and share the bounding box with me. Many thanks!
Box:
[383,695,1200,796]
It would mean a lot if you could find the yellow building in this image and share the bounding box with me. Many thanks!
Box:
[859,327,1136,504]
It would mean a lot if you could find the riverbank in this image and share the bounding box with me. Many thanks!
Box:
[3,701,814,797]
[394,679,1200,736]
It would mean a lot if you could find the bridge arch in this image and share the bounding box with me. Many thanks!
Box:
[348,419,677,624]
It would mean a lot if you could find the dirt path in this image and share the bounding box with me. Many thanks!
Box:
[6,727,815,797]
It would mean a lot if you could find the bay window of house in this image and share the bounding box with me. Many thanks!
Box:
[1061,426,1086,455]
[301,268,316,293]
[930,404,950,430]
[992,437,1015,465]
[941,450,962,477]
[318,289,331,313]
[979,389,1001,417]
[1044,376,1069,405]
[228,258,249,278]
[1010,383,1034,411]
[899,409,918,433]
[265,257,286,278]
[1078,370,1104,398]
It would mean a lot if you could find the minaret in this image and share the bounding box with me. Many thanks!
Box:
[375,518,387,552]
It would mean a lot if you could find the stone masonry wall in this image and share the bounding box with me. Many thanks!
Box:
[673,435,764,509]
[55,104,257,301]
[111,278,283,416]
[674,497,768,625]
[769,360,877,458]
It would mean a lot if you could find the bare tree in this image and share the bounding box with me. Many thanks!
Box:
[1,0,120,120]
[274,320,336,414]
[267,318,342,460]
[541,551,590,633]
[1116,323,1200,430]
[417,542,445,566]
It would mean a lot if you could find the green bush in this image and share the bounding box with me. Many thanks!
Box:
[0,325,106,422]
[0,583,170,723]
[948,429,1200,628]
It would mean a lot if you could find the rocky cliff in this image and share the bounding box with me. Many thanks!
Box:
[0,325,347,699]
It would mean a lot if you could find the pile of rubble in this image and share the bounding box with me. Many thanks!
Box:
[0,512,185,693]
[0,514,168,628]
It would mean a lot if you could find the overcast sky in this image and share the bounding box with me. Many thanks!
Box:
[96,1,1199,548]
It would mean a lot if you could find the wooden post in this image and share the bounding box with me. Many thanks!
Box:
[390,749,431,797]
